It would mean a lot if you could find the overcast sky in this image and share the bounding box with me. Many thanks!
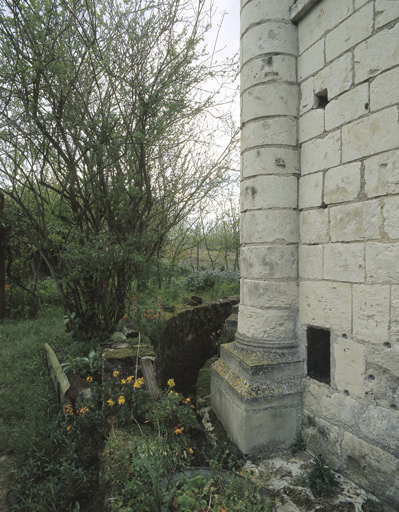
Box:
[208,0,240,61]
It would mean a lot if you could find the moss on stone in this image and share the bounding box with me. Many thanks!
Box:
[102,346,155,360]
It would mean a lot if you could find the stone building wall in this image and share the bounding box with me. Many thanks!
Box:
[295,0,399,505]
[211,0,399,507]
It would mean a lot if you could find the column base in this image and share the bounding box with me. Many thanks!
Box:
[211,341,304,454]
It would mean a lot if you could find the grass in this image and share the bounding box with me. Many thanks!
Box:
[0,307,67,458]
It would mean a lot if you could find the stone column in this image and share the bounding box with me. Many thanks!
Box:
[211,0,302,454]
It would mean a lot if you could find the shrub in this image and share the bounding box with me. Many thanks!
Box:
[184,269,240,294]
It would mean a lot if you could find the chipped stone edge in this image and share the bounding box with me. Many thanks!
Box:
[44,342,71,408]
[290,0,322,22]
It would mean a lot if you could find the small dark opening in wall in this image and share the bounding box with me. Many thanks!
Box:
[307,326,331,384]
[315,89,329,109]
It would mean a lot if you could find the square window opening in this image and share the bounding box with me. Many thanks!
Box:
[315,89,329,109]
[307,326,331,384]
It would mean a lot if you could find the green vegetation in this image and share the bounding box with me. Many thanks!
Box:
[300,454,337,496]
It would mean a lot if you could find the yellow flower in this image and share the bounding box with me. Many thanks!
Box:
[121,379,126,385]
[77,406,89,416]
[86,376,93,383]
[167,378,175,388]
[67,425,72,432]
[113,370,119,378]
[107,398,115,407]
[63,404,74,416]
[182,397,191,404]
[133,377,145,389]
[126,375,134,383]
[118,395,126,405]
[174,427,184,435]
[189,447,194,454]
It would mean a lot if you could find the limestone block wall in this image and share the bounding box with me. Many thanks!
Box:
[295,0,399,506]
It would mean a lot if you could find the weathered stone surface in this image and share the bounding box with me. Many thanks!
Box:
[299,281,352,332]
[298,0,353,53]
[242,83,298,122]
[375,0,399,29]
[352,284,390,343]
[241,0,294,34]
[390,286,399,342]
[325,84,369,131]
[323,242,365,283]
[301,130,341,175]
[325,2,373,61]
[354,23,399,83]
[241,245,298,279]
[382,197,399,239]
[299,172,323,209]
[242,210,298,244]
[366,243,399,283]
[304,380,366,428]
[370,66,399,111]
[298,39,324,81]
[242,147,299,178]
[242,280,298,309]
[300,76,317,114]
[299,244,323,279]
[242,21,297,64]
[342,107,399,163]
[357,405,399,455]
[334,338,365,397]
[314,52,353,100]
[238,305,297,343]
[302,411,342,467]
[324,162,361,204]
[342,432,399,507]
[241,55,297,91]
[298,109,325,143]
[241,175,297,210]
[241,117,297,151]
[330,201,381,242]
[300,209,329,244]
[364,150,399,198]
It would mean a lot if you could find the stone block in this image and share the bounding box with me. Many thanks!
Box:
[301,130,341,175]
[325,2,373,62]
[375,0,399,29]
[390,286,399,342]
[241,55,297,92]
[342,432,399,508]
[241,117,297,152]
[302,411,342,467]
[323,242,365,283]
[300,77,317,114]
[242,82,298,123]
[299,281,352,332]
[298,39,324,81]
[358,404,399,454]
[300,209,329,244]
[241,175,297,210]
[241,210,298,244]
[298,109,325,143]
[342,107,399,163]
[242,21,297,65]
[364,150,399,198]
[383,196,399,239]
[298,0,353,53]
[240,245,298,279]
[355,0,370,8]
[353,284,390,343]
[334,338,365,397]
[242,280,298,309]
[314,52,353,100]
[241,0,293,35]
[366,242,399,283]
[237,305,297,343]
[304,380,366,428]
[299,172,323,209]
[370,66,399,111]
[299,244,323,279]
[330,201,381,242]
[324,162,361,205]
[354,23,399,83]
[242,147,300,178]
[325,84,369,131]
[366,342,399,408]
